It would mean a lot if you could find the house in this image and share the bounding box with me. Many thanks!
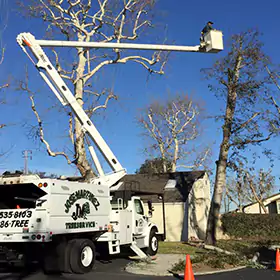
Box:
[236,193,280,214]
[116,171,211,242]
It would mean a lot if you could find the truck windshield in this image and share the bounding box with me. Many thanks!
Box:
[0,183,47,209]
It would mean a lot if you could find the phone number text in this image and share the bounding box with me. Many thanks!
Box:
[0,211,32,219]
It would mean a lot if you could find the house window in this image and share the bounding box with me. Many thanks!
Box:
[134,199,144,215]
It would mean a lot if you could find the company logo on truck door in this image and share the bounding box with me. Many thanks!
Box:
[71,202,90,220]
[64,189,100,220]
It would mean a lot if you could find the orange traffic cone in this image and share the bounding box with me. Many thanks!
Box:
[184,255,195,280]
[276,248,280,272]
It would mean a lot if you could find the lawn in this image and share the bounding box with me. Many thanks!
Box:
[157,241,248,273]
[158,239,278,272]
[159,239,278,257]
[158,241,205,255]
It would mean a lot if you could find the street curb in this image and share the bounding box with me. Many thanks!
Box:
[125,263,247,277]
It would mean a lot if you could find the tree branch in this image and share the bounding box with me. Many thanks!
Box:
[270,96,280,116]
[230,133,273,147]
[29,95,72,164]
[266,66,280,91]
[225,187,239,208]
[231,112,260,134]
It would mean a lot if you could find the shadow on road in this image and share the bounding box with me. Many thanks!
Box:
[0,265,40,280]
[0,252,133,280]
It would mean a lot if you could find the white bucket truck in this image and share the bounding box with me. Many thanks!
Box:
[0,30,223,274]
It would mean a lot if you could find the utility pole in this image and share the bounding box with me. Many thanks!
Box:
[22,150,32,175]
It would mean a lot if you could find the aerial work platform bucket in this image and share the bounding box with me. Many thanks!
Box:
[203,30,224,53]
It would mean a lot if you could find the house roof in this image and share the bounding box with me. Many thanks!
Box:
[231,192,280,213]
[118,171,206,203]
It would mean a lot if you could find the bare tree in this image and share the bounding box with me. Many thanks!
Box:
[17,0,168,179]
[224,175,247,212]
[137,92,210,172]
[203,29,277,245]
[235,167,274,213]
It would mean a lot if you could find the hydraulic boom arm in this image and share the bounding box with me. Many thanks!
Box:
[16,30,223,187]
[17,33,126,186]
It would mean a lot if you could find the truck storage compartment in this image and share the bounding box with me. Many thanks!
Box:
[0,183,47,209]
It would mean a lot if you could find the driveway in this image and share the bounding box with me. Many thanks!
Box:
[0,258,278,280]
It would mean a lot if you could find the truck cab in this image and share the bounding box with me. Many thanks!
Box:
[97,192,159,257]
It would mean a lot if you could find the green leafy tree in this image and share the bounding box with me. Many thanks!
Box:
[136,157,172,174]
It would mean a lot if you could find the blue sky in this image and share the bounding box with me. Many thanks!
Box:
[0,0,279,190]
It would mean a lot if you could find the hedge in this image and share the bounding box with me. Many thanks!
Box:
[221,213,280,238]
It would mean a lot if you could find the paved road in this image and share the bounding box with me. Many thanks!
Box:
[0,258,278,280]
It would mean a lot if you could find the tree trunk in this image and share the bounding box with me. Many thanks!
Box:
[205,151,228,244]
[73,44,95,180]
[205,54,242,245]
[159,144,167,173]
[205,93,234,244]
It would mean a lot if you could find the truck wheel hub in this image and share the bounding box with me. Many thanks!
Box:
[151,236,158,251]
[81,246,93,267]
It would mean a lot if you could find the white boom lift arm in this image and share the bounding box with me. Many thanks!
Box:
[16,31,223,187]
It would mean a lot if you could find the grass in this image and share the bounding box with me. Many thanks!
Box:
[171,252,247,272]
[158,241,205,255]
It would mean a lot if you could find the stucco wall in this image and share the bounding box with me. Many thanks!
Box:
[188,172,211,240]
[143,172,211,242]
[242,203,267,213]
[236,197,280,214]
[144,202,185,241]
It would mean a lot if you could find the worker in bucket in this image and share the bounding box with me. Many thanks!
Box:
[200,21,214,44]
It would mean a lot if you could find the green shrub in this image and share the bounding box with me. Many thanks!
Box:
[222,213,280,239]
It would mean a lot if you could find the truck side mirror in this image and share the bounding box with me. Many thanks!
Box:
[147,200,154,217]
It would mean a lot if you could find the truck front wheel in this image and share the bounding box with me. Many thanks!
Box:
[144,228,159,256]
[69,239,96,274]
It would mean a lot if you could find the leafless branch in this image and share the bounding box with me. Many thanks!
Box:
[266,66,280,91]
[270,96,280,116]
[0,48,9,90]
[230,132,273,147]
[0,48,4,65]
[231,112,260,134]
[52,49,75,81]
[29,95,72,164]
[89,92,117,115]
[18,67,73,164]
[176,147,211,170]
[225,187,239,208]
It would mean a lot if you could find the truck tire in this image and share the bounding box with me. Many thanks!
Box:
[69,239,95,274]
[144,228,159,256]
[62,239,76,273]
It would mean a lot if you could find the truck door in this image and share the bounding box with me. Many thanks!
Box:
[132,197,145,235]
